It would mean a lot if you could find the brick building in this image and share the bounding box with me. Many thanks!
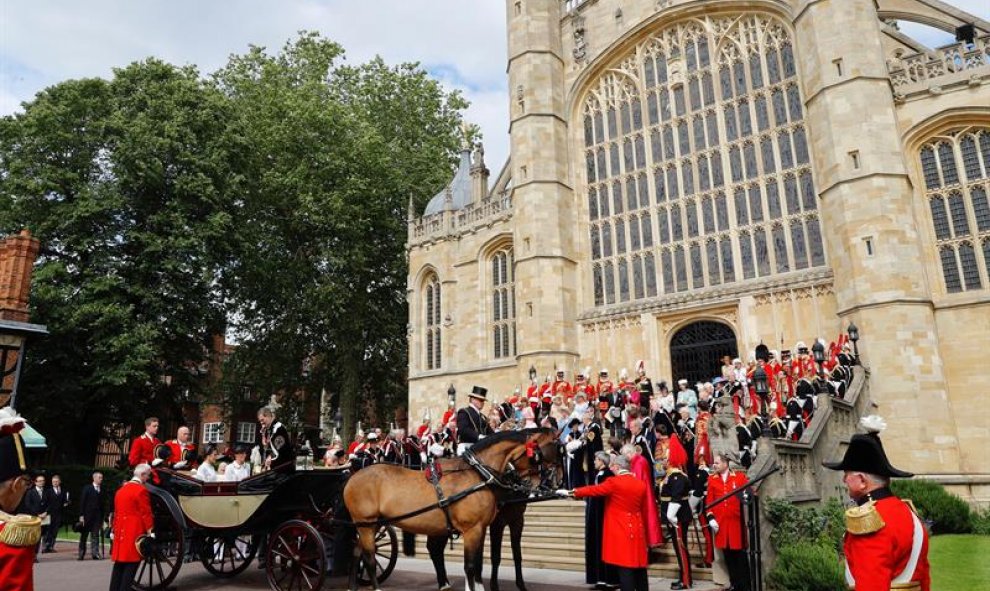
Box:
[0,229,46,410]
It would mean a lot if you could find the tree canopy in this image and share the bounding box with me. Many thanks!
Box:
[0,33,467,460]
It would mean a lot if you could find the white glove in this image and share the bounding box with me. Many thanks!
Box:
[173,461,188,470]
[151,458,164,466]
[666,502,681,525]
[565,439,583,452]
[708,519,719,534]
[428,443,445,457]
[555,489,572,498]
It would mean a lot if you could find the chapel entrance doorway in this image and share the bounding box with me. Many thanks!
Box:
[669,321,738,386]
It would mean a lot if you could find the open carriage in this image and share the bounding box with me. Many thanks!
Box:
[133,467,398,591]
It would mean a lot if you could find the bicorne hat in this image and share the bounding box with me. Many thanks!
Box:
[0,408,28,483]
[469,386,488,401]
[822,416,913,478]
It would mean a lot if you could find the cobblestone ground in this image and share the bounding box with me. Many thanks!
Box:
[35,540,718,590]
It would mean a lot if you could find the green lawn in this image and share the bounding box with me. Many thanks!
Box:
[930,534,990,591]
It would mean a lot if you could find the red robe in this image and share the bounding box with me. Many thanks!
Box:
[111,480,154,563]
[844,495,930,591]
[694,412,713,468]
[705,470,748,550]
[0,518,37,591]
[630,454,663,547]
[128,433,161,468]
[573,472,651,568]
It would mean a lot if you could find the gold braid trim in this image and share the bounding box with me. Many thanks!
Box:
[845,500,886,535]
[0,511,42,547]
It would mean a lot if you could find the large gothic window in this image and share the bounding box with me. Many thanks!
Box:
[491,248,516,359]
[581,14,826,307]
[919,127,990,293]
[424,273,442,370]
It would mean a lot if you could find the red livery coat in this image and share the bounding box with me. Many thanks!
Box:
[0,520,36,591]
[844,496,930,591]
[111,480,154,563]
[574,473,651,568]
[128,433,161,468]
[705,470,748,550]
[165,440,196,468]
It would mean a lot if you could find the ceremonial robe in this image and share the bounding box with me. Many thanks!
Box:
[573,472,650,568]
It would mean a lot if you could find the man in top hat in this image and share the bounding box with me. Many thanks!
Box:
[823,416,929,591]
[456,386,493,455]
[128,417,161,468]
[0,408,41,590]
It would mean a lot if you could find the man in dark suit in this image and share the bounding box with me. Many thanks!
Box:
[455,386,493,455]
[77,471,105,560]
[20,473,50,560]
[42,473,69,552]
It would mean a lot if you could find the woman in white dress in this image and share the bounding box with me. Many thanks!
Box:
[225,447,252,481]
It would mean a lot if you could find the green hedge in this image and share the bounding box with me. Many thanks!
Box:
[33,465,129,526]
[766,541,846,591]
[889,479,972,535]
[765,497,845,552]
[970,506,990,536]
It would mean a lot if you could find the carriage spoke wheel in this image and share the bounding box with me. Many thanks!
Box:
[356,525,399,586]
[200,533,258,578]
[266,520,327,591]
[132,499,185,591]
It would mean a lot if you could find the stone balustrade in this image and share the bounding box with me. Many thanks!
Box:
[409,192,513,244]
[888,35,990,97]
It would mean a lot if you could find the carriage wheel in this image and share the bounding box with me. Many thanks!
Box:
[200,533,259,578]
[356,525,399,585]
[266,520,327,591]
[132,498,185,591]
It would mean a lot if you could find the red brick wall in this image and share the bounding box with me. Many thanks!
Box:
[0,230,40,323]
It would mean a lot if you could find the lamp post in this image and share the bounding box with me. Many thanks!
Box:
[847,322,860,363]
[447,384,457,409]
[812,340,826,392]
[753,365,770,436]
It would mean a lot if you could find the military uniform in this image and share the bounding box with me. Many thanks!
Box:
[824,416,930,591]
[1,412,39,591]
[659,435,693,590]
[705,468,750,590]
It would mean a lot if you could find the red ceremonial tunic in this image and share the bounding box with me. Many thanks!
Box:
[705,470,749,550]
[165,440,196,468]
[111,480,154,563]
[0,521,36,591]
[844,496,930,591]
[128,433,161,468]
[574,472,650,568]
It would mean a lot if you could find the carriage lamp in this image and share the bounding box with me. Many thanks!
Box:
[847,322,860,362]
[812,340,826,365]
[528,365,537,382]
[333,409,343,433]
[447,384,456,408]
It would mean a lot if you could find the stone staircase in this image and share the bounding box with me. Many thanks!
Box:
[412,498,712,582]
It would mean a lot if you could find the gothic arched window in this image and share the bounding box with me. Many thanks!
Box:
[423,273,442,370]
[491,248,516,359]
[919,128,990,294]
[580,14,826,307]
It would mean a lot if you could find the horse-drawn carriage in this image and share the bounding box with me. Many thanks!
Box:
[133,467,398,591]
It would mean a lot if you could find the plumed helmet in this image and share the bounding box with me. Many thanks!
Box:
[635,360,645,375]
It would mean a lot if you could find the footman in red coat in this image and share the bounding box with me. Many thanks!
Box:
[823,415,930,591]
[557,453,651,591]
[1,409,39,591]
[705,452,750,591]
[109,464,155,591]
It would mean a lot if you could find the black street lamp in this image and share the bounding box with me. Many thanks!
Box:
[847,322,860,363]
[528,365,537,382]
[812,340,826,392]
[753,365,770,436]
[447,384,457,408]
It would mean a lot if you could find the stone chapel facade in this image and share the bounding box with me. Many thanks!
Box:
[407,0,990,499]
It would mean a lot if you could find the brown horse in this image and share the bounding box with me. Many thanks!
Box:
[343,428,561,591]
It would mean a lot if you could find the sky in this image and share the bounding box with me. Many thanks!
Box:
[1,0,988,171]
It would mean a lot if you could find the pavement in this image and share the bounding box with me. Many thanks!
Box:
[34,540,719,590]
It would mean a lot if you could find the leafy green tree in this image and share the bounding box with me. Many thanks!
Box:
[215,33,467,441]
[0,60,241,461]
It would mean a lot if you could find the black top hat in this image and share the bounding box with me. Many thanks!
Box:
[154,444,172,460]
[823,416,913,478]
[469,386,488,401]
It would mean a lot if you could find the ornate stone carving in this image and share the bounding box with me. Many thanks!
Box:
[572,16,588,63]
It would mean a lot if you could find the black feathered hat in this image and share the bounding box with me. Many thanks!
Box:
[823,416,913,478]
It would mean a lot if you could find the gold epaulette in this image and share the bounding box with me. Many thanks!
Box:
[0,511,42,547]
[845,500,885,535]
